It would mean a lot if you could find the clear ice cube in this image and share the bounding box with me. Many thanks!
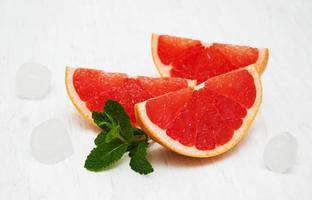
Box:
[15,63,51,99]
[30,119,73,164]
[263,132,298,173]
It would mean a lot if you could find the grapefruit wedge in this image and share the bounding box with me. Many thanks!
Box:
[152,34,269,83]
[135,65,262,157]
[65,67,196,125]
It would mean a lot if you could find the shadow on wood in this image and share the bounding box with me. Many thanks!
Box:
[148,130,252,169]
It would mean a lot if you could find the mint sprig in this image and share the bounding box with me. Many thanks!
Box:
[84,100,154,175]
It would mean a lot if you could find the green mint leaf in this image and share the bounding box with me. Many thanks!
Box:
[104,100,133,141]
[85,140,128,172]
[94,130,107,146]
[127,143,138,154]
[92,111,110,130]
[129,141,153,175]
[104,125,122,143]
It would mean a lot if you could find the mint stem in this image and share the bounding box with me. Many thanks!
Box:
[131,135,146,144]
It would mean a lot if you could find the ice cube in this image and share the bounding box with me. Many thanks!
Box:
[30,119,73,164]
[15,63,51,99]
[263,132,298,173]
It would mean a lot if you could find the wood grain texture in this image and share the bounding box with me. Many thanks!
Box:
[0,0,311,199]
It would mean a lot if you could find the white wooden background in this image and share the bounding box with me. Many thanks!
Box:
[0,0,311,199]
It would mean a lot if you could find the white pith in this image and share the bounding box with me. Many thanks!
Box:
[200,41,213,47]
[136,65,262,158]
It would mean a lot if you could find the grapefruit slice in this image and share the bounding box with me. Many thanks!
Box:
[135,65,262,157]
[152,34,269,83]
[65,67,196,126]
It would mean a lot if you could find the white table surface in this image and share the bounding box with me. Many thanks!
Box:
[1,0,311,199]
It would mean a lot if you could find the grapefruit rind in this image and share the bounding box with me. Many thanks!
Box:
[151,34,172,77]
[255,48,269,74]
[65,66,197,126]
[65,67,94,124]
[151,33,269,77]
[135,65,262,158]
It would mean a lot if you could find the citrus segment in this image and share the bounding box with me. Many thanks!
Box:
[73,68,127,101]
[152,34,269,83]
[146,88,193,129]
[204,69,256,108]
[86,78,151,124]
[65,67,196,125]
[158,35,200,65]
[135,65,262,157]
